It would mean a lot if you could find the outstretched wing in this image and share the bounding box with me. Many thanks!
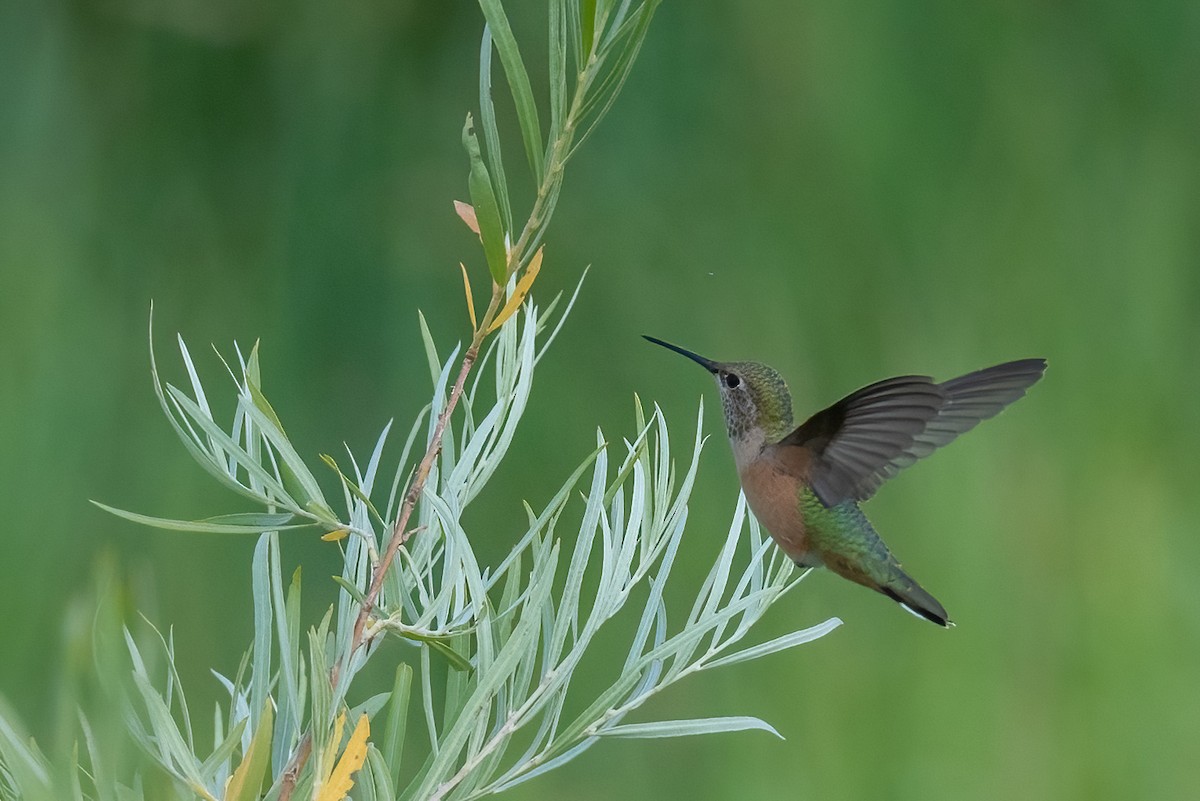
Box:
[776,359,1046,506]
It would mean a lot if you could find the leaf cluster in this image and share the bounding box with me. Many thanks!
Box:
[0,3,843,800]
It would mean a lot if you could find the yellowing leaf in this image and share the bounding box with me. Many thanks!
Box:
[486,247,543,334]
[460,263,478,332]
[224,702,274,801]
[188,781,219,801]
[316,714,371,801]
[321,713,346,781]
[321,529,349,542]
[454,200,480,235]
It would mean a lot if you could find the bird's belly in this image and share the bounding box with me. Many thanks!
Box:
[739,463,819,566]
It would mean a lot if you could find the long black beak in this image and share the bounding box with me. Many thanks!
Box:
[642,335,718,373]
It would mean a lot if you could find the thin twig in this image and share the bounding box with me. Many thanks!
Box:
[277,26,609,800]
[348,4,604,665]
[276,735,311,801]
[277,294,498,801]
[351,335,483,650]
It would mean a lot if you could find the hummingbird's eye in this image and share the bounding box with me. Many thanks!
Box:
[723,373,741,389]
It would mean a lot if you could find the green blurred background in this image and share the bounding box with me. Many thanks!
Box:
[3,0,1199,798]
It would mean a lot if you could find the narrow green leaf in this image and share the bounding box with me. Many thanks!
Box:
[90,502,311,535]
[357,748,380,801]
[176,335,221,459]
[550,666,642,755]
[244,339,263,387]
[199,714,246,777]
[494,549,523,641]
[243,373,286,433]
[463,115,509,284]
[479,27,513,232]
[601,0,637,49]
[385,402,429,522]
[250,535,272,742]
[319,454,386,527]
[308,615,334,763]
[224,703,273,801]
[570,1,661,159]
[0,698,51,793]
[384,629,472,673]
[331,576,367,605]
[483,441,601,595]
[162,384,298,508]
[548,0,568,145]
[78,714,114,801]
[488,736,598,793]
[600,716,782,740]
[580,0,597,57]
[241,384,333,520]
[408,542,559,801]
[442,632,471,727]
[604,411,654,504]
[348,695,391,729]
[150,326,294,508]
[704,617,842,670]
[130,672,216,799]
[417,311,441,388]
[534,266,588,366]
[478,0,544,181]
[270,539,302,771]
[204,512,298,527]
[382,663,413,791]
[367,745,397,801]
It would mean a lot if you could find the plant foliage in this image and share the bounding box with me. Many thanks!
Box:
[0,2,840,799]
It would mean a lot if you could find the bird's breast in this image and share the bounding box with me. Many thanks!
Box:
[738,460,816,565]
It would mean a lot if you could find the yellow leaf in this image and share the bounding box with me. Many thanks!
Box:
[321,529,349,542]
[322,713,346,780]
[224,702,274,801]
[454,200,480,235]
[188,782,219,801]
[460,263,478,333]
[486,247,543,334]
[316,714,371,801]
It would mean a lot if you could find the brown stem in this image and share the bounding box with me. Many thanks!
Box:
[347,43,595,664]
[276,48,593,801]
[278,293,499,801]
[276,735,311,801]
[350,337,481,650]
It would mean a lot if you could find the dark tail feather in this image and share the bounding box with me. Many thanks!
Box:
[880,580,953,628]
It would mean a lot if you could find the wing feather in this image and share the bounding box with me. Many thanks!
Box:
[777,359,1046,505]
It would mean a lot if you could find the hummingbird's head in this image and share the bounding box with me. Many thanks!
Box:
[643,337,794,460]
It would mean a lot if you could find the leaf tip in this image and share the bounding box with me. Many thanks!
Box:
[454,201,481,235]
[460,262,479,332]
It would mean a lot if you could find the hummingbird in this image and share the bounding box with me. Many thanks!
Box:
[644,336,1046,626]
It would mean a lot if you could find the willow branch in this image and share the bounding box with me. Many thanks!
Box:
[349,312,491,651]
[349,65,594,659]
[279,30,611,801]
